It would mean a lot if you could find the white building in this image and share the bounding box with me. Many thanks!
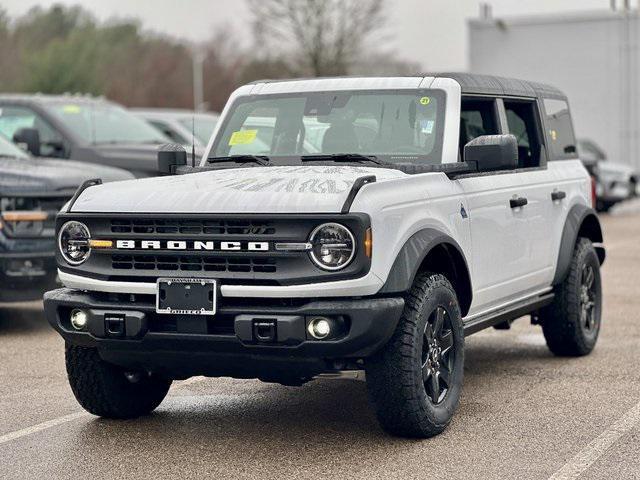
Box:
[468,8,640,169]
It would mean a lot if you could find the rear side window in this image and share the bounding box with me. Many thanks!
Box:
[543,98,577,160]
[149,120,188,144]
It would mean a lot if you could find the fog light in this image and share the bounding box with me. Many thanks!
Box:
[308,317,331,340]
[70,309,88,330]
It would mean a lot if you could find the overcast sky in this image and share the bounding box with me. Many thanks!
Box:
[1,0,635,70]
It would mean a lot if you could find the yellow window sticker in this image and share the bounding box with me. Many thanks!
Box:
[229,129,258,146]
[62,105,82,114]
[419,96,431,106]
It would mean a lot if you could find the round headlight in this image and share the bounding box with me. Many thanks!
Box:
[309,223,356,271]
[58,221,91,265]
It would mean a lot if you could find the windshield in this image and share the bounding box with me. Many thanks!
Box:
[0,134,29,159]
[177,116,218,144]
[209,90,445,164]
[46,103,169,145]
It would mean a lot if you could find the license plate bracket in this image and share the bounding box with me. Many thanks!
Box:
[156,278,217,315]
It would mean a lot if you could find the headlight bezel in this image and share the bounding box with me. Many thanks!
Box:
[308,222,357,271]
[58,220,92,265]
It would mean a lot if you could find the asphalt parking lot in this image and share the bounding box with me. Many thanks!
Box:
[1,202,639,480]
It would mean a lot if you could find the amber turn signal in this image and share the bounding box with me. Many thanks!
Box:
[88,239,113,248]
[364,228,372,257]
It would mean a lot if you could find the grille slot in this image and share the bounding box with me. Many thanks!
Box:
[111,219,276,236]
[111,255,277,273]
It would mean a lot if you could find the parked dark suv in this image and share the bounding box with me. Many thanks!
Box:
[0,134,132,302]
[0,94,171,177]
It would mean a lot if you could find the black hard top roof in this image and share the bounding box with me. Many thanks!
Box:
[431,72,567,100]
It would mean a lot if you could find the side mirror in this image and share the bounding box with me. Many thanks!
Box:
[464,134,518,172]
[13,128,41,156]
[157,144,187,174]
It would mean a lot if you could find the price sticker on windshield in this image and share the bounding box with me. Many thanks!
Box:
[229,129,258,146]
[419,96,431,106]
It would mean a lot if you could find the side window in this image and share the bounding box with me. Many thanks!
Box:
[459,99,499,160]
[149,121,187,144]
[0,106,65,157]
[504,100,543,168]
[543,98,577,159]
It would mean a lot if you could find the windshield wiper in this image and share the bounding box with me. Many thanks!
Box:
[207,155,270,166]
[301,153,388,166]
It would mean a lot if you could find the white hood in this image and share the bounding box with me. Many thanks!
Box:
[69,165,407,214]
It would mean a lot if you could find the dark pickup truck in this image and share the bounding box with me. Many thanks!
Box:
[0,134,133,302]
[0,94,178,177]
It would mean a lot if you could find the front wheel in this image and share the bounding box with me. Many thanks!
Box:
[365,273,465,438]
[66,345,172,418]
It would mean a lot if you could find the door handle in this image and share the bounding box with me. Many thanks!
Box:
[551,190,566,201]
[510,197,528,209]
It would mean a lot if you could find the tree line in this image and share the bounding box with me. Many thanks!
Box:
[0,1,417,112]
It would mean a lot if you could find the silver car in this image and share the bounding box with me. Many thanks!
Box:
[133,109,219,148]
[578,139,638,212]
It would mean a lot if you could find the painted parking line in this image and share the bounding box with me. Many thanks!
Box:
[0,376,207,447]
[0,412,88,446]
[549,400,640,480]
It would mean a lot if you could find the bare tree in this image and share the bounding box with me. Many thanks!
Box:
[248,0,386,77]
[201,29,248,112]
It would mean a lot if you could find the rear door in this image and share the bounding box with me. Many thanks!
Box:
[539,97,586,278]
[501,98,556,289]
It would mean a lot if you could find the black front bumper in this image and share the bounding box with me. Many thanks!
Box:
[44,288,404,381]
[0,250,58,302]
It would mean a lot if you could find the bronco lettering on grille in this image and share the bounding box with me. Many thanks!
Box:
[114,240,270,251]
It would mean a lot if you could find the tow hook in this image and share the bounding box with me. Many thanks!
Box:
[253,320,277,343]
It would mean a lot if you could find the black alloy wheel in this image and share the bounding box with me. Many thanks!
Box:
[421,306,455,405]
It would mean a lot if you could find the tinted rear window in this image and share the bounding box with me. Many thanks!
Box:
[543,98,577,160]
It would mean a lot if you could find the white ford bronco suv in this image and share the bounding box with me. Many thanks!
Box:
[45,73,605,438]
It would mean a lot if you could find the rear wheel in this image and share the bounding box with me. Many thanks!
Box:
[365,273,464,438]
[66,345,172,418]
[540,238,602,356]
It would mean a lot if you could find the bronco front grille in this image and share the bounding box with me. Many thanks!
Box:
[110,219,276,236]
[57,213,371,286]
[111,254,277,273]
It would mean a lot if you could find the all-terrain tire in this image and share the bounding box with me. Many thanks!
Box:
[66,345,172,418]
[540,238,602,356]
[365,272,465,438]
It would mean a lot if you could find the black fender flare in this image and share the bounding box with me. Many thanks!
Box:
[379,228,473,316]
[552,204,605,285]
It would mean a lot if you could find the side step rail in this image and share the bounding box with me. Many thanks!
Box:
[463,293,555,337]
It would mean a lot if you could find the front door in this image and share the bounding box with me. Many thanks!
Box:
[457,97,549,315]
